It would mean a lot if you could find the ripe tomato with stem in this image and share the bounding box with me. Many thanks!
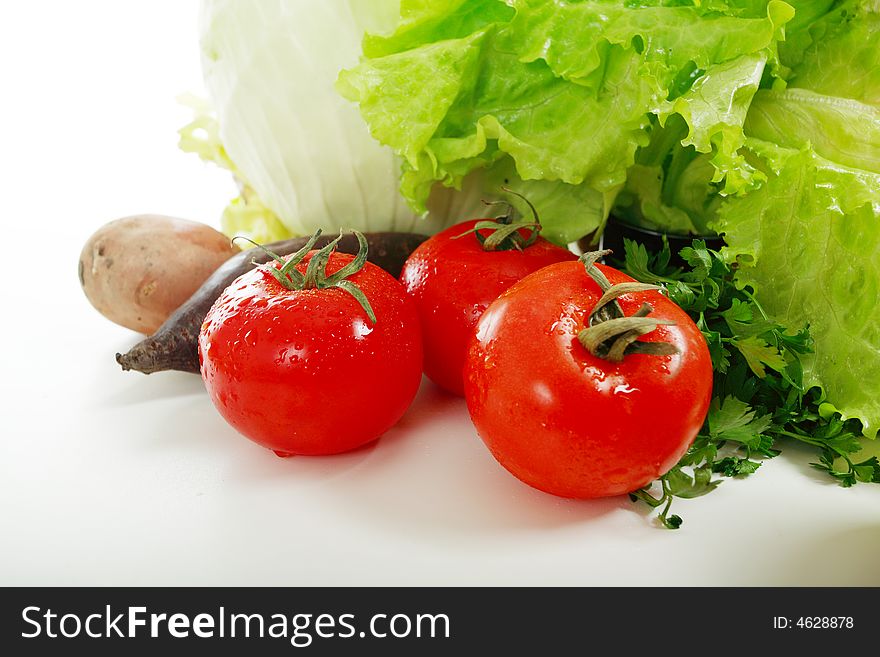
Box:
[399,194,577,396]
[200,230,423,456]
[464,250,713,498]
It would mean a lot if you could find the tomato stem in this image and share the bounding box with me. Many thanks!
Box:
[237,229,377,323]
[577,251,679,362]
[453,187,542,251]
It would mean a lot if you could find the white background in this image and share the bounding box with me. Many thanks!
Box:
[1,1,878,586]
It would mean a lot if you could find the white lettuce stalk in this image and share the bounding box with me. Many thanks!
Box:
[196,0,485,241]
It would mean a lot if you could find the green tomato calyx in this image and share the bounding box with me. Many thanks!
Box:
[453,187,542,252]
[234,229,377,324]
[577,250,678,362]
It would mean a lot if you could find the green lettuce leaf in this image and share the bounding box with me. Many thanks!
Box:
[658,52,770,196]
[338,0,794,243]
[745,88,880,174]
[780,0,880,104]
[715,142,880,438]
[615,156,721,235]
[613,114,721,234]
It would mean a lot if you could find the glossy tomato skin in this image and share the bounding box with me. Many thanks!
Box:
[400,219,577,396]
[199,252,422,456]
[464,260,712,499]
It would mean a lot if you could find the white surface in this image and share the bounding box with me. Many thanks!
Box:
[1,2,879,587]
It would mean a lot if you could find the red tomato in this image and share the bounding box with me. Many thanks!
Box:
[463,259,712,499]
[199,251,422,456]
[400,219,577,396]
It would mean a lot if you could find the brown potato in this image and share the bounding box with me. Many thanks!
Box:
[79,215,240,334]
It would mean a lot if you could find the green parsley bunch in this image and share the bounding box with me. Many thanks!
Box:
[621,240,880,529]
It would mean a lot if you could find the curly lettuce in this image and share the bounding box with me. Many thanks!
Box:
[338,0,794,244]
[186,0,880,437]
[713,0,880,437]
[717,142,880,438]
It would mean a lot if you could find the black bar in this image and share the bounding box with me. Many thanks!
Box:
[0,587,873,654]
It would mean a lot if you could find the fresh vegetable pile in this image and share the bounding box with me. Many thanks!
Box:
[189,0,880,441]
[80,0,879,529]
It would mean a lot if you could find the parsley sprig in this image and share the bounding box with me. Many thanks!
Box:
[620,239,879,529]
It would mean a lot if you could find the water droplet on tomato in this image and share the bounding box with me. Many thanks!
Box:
[613,383,638,395]
[352,320,373,339]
